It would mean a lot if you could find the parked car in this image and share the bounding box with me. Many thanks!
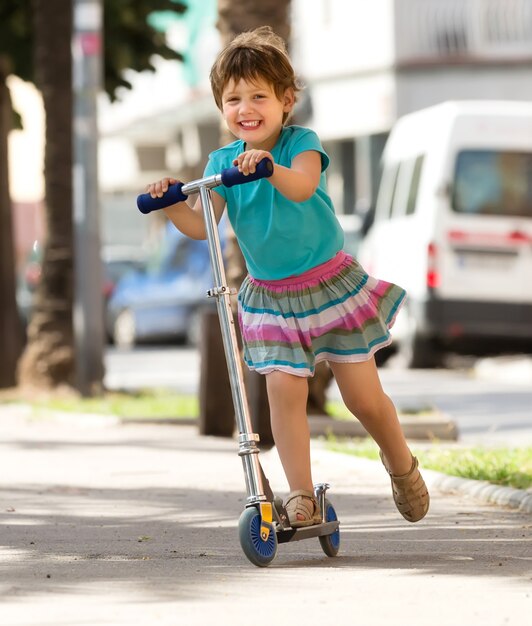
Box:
[358,100,532,367]
[106,212,361,350]
[101,246,147,302]
[16,240,145,330]
[106,222,223,348]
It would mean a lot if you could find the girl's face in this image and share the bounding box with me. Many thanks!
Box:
[221,77,294,151]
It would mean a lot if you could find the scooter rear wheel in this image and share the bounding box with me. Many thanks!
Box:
[238,506,277,567]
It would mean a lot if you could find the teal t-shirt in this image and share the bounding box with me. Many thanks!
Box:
[204,125,344,280]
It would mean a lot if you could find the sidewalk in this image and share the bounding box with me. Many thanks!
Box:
[1,412,530,626]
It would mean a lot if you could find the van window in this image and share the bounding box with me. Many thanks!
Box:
[389,156,424,218]
[375,164,400,221]
[452,150,532,217]
[405,155,424,215]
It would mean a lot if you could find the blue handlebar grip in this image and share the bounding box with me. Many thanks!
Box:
[137,183,187,214]
[221,158,274,188]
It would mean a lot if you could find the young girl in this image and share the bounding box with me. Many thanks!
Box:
[146,26,429,527]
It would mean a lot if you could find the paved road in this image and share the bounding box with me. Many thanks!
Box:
[105,346,532,445]
[1,412,530,626]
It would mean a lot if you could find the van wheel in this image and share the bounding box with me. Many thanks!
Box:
[398,305,442,368]
[402,332,442,369]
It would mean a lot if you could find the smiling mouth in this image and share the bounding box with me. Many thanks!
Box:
[239,120,261,129]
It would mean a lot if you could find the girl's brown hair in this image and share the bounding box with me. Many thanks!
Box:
[209,26,301,123]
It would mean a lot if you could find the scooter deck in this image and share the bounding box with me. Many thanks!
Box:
[276,520,340,544]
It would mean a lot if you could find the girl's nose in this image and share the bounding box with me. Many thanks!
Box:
[239,99,254,114]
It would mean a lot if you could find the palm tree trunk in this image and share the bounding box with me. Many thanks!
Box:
[0,59,24,388]
[18,0,75,390]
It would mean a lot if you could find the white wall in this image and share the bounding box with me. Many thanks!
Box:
[291,0,395,80]
[8,76,45,204]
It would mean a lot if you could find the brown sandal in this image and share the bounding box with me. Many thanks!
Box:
[284,490,322,528]
[380,451,430,523]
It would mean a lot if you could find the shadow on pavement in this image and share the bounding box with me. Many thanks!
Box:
[2,480,530,602]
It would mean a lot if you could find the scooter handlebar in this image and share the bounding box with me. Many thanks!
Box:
[136,182,187,214]
[220,157,273,187]
[136,158,273,214]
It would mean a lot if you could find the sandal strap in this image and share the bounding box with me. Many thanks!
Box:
[380,451,418,479]
[285,489,316,506]
[380,451,430,522]
[285,490,321,526]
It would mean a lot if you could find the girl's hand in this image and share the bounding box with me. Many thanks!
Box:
[233,150,274,176]
[146,177,178,199]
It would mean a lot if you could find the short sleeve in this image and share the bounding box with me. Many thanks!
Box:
[289,127,330,172]
[204,153,227,200]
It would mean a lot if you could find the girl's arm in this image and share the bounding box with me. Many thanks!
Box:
[234,149,321,202]
[145,177,226,240]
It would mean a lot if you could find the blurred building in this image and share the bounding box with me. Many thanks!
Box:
[291,0,532,215]
[107,0,532,230]
[10,0,532,258]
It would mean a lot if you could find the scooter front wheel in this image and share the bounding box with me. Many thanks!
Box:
[319,499,340,557]
[238,506,277,567]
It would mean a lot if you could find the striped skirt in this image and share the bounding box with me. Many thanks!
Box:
[237,251,406,377]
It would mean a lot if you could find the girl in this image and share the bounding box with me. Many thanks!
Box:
[146,26,429,527]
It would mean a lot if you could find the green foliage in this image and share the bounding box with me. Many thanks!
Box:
[0,0,33,80]
[21,389,199,419]
[415,446,532,490]
[103,0,186,101]
[0,0,187,100]
[326,437,532,491]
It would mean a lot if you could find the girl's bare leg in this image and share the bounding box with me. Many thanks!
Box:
[329,358,413,475]
[265,371,314,493]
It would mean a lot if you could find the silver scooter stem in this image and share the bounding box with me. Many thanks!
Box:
[198,184,267,506]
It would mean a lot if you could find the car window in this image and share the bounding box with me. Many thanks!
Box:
[452,150,532,217]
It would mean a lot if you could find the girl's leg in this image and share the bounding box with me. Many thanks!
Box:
[265,371,314,493]
[329,358,412,475]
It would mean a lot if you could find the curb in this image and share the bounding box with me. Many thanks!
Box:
[424,468,532,514]
[312,441,532,513]
[312,445,532,515]
[120,414,459,441]
[474,355,532,385]
[308,412,459,441]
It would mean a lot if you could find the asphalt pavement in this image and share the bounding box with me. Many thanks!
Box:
[1,409,530,626]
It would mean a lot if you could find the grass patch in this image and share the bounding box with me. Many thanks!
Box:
[1,389,199,420]
[326,437,532,491]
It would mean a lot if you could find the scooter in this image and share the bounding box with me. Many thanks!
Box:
[137,159,340,567]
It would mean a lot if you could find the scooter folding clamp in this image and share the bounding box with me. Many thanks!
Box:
[206,285,237,298]
[237,432,261,458]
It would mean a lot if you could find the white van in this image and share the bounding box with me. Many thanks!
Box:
[358,101,532,367]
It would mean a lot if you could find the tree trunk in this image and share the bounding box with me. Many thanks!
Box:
[217,0,291,42]
[199,0,292,443]
[18,0,75,391]
[0,60,24,389]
